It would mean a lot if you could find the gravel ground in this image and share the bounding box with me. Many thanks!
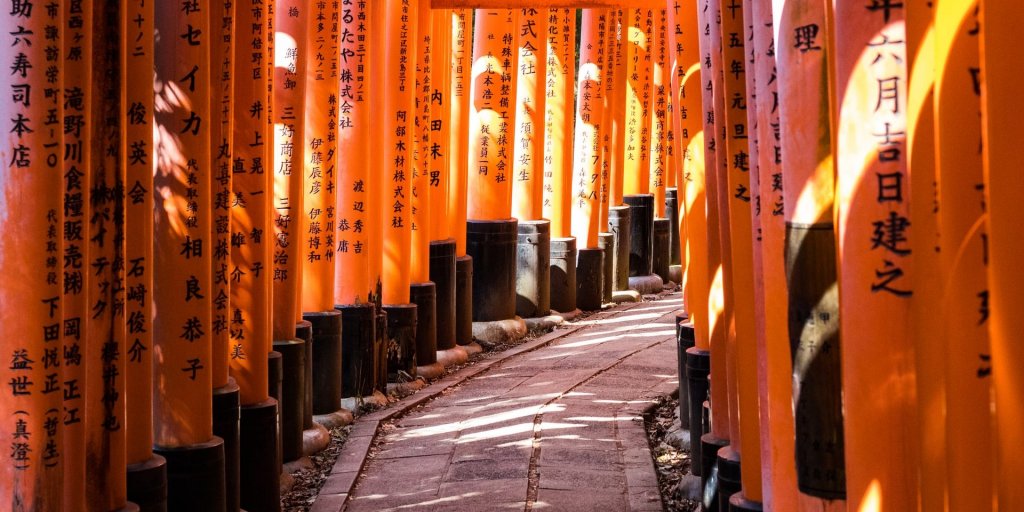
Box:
[281,425,351,511]
[646,396,700,512]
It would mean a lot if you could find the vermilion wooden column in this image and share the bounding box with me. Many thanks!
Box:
[905,2,946,509]
[63,0,92,507]
[0,3,65,508]
[609,8,627,210]
[571,9,606,250]
[934,2,991,509]
[600,9,619,230]
[512,9,548,222]
[448,9,475,345]
[542,8,576,238]
[623,8,652,196]
[430,10,453,245]
[153,0,227,506]
[980,3,1024,509]
[774,0,845,507]
[648,9,667,218]
[834,0,918,509]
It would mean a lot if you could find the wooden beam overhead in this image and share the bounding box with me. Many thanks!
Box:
[431,1,667,8]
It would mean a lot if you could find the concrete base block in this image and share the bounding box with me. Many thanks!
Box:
[524,314,565,333]
[472,316,528,346]
[416,361,446,381]
[460,341,484,356]
[629,274,664,295]
[301,424,331,457]
[312,409,353,430]
[612,289,642,303]
[437,347,470,367]
[669,264,683,285]
[551,308,582,322]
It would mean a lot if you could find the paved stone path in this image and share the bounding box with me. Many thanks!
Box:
[314,293,684,512]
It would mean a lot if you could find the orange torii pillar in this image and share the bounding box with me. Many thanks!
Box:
[664,3,685,289]
[0,4,65,509]
[301,0,345,441]
[607,8,633,294]
[649,8,673,286]
[543,8,578,315]
[669,0,706,439]
[466,9,524,328]
[775,0,846,508]
[906,2,946,510]
[714,0,762,507]
[747,0,798,508]
[834,1,918,509]
[981,3,1024,509]
[597,8,618,305]
[62,0,91,506]
[570,8,607,312]
[410,0,446,380]
[153,0,227,507]
[427,8,468,366]
[336,0,379,399]
[934,2,992,510]
[367,1,389,394]
[622,8,663,295]
[381,0,421,382]
[123,0,169,509]
[448,9,476,347]
[208,1,244,509]
[512,8,553,319]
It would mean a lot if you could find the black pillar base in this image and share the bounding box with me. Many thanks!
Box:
[516,219,551,318]
[154,437,226,512]
[304,310,342,415]
[467,219,518,321]
[273,339,306,462]
[430,239,458,350]
[239,399,281,512]
[410,282,436,366]
[597,233,614,304]
[623,194,654,277]
[666,188,681,266]
[268,351,282,408]
[212,381,239,512]
[607,205,632,291]
[687,347,712,476]
[699,434,729,512]
[717,446,742,512]
[375,306,388,394]
[576,247,604,311]
[337,303,376,398]
[295,320,313,430]
[455,255,474,345]
[127,455,168,512]
[653,218,671,284]
[729,493,764,512]
[550,237,578,313]
[675,316,695,431]
[384,303,417,381]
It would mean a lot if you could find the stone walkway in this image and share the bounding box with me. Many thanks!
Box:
[313,293,684,512]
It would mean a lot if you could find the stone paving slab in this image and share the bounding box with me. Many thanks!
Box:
[311,293,684,511]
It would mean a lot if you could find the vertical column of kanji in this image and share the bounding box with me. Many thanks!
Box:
[773,0,845,506]
[649,9,667,219]
[662,5,683,292]
[0,1,64,508]
[123,0,167,508]
[980,3,1024,510]
[153,0,227,507]
[86,0,128,507]
[62,0,91,506]
[448,9,475,346]
[716,0,761,506]
[623,9,649,197]
[570,9,605,312]
[599,9,616,232]
[750,0,796,509]
[905,2,944,510]
[934,2,991,509]
[228,0,272,507]
[512,8,552,319]
[833,0,916,509]
[542,8,575,240]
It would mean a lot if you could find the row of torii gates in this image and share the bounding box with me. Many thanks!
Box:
[2,0,1023,511]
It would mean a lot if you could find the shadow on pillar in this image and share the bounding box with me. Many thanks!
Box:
[410,282,437,371]
[607,205,632,291]
[304,311,342,414]
[154,437,226,512]
[383,303,417,382]
[239,397,281,512]
[337,303,376,398]
[549,237,577,313]
[467,219,519,321]
[127,454,168,512]
[516,220,552,318]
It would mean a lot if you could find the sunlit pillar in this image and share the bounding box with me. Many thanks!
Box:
[833,0,918,509]
[649,8,673,286]
[980,2,1024,509]
[448,9,475,346]
[0,2,64,508]
[596,8,618,305]
[934,1,992,510]
[624,8,651,196]
[153,0,227,507]
[542,8,575,241]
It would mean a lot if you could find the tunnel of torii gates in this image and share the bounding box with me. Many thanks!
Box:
[3,0,1024,510]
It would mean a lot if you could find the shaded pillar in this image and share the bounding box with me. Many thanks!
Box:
[448,10,474,346]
